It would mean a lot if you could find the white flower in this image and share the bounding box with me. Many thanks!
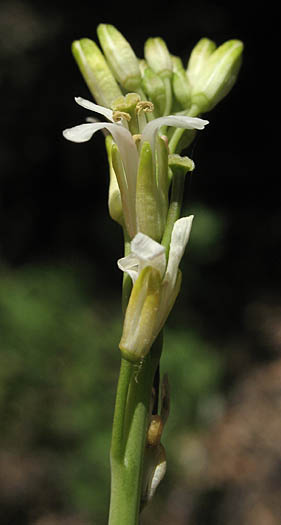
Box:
[63,97,208,238]
[118,215,193,361]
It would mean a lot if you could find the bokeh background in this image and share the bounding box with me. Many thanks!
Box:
[0,1,280,524]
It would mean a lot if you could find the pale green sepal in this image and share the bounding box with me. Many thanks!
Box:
[97,24,142,92]
[156,270,182,335]
[72,39,122,107]
[187,38,216,86]
[119,266,162,362]
[191,39,244,112]
[136,141,163,242]
[105,135,123,225]
[172,56,191,109]
[111,142,136,238]
[140,60,166,117]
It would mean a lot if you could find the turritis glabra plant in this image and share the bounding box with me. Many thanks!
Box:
[63,24,243,524]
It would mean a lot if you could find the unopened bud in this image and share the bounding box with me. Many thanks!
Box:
[144,37,173,114]
[187,38,216,86]
[72,38,122,107]
[172,56,191,109]
[140,60,166,117]
[97,24,142,92]
[144,37,173,79]
[191,39,244,112]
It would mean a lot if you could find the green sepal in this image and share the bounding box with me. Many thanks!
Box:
[119,266,162,362]
[97,24,142,92]
[72,38,122,107]
[111,142,136,240]
[136,141,163,242]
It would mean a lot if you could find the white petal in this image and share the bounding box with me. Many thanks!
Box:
[117,253,140,284]
[75,96,114,122]
[117,233,167,282]
[164,216,194,290]
[131,233,166,277]
[62,122,104,143]
[141,115,209,153]
[63,118,139,238]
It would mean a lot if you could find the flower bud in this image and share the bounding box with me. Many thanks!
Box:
[144,37,173,79]
[190,39,244,112]
[186,38,216,86]
[72,38,122,107]
[140,60,166,117]
[119,266,162,362]
[172,56,191,109]
[144,38,173,115]
[97,24,142,92]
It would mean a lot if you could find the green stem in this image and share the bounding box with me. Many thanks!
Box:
[161,171,186,256]
[108,335,162,525]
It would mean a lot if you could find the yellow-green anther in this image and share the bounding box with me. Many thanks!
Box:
[140,61,166,117]
[191,39,244,112]
[72,38,122,107]
[111,93,141,135]
[105,135,123,225]
[187,38,216,86]
[119,266,162,362]
[136,141,163,242]
[97,24,142,92]
[172,56,191,109]
[144,37,173,115]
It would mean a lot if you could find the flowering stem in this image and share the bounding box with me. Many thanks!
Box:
[108,336,162,525]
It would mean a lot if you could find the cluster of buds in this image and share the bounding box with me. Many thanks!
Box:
[63,24,243,363]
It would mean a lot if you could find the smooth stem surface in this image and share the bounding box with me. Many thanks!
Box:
[161,171,185,256]
[108,332,163,525]
[108,356,156,524]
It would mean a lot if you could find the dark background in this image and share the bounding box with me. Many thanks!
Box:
[0,1,280,524]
